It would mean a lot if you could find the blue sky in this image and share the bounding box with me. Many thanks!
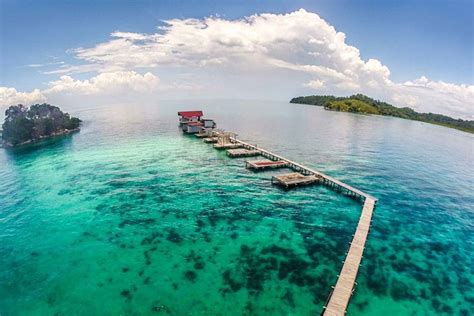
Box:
[0,0,473,118]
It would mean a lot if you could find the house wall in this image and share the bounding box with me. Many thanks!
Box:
[186,125,201,133]
[203,120,215,128]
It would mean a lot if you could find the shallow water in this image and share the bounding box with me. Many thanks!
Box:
[0,100,473,315]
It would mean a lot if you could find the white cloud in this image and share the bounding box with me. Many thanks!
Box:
[21,61,65,68]
[51,9,471,118]
[391,78,474,119]
[0,87,46,108]
[305,80,325,89]
[0,71,160,109]
[45,71,160,95]
[3,9,473,118]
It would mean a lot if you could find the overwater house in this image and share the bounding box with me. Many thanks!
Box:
[178,111,203,126]
[178,110,216,133]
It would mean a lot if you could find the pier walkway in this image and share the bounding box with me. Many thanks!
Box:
[322,197,376,315]
[234,138,376,201]
[211,133,377,315]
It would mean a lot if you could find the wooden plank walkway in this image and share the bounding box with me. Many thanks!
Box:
[195,132,209,138]
[227,148,261,158]
[322,197,375,315]
[208,133,377,314]
[271,172,319,188]
[233,138,376,201]
[213,142,242,150]
[245,159,289,170]
[203,137,218,143]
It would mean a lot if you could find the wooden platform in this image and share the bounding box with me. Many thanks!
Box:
[195,132,209,138]
[245,159,288,170]
[271,172,319,188]
[323,198,376,315]
[210,132,377,314]
[227,148,261,158]
[203,137,218,143]
[213,142,242,150]
[234,138,376,201]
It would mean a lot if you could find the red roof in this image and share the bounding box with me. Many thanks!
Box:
[178,111,203,118]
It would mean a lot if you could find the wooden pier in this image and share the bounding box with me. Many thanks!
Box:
[322,197,375,316]
[233,138,376,201]
[212,131,241,149]
[195,132,209,138]
[227,148,261,158]
[271,172,319,188]
[196,128,219,138]
[203,137,218,143]
[213,143,242,150]
[210,132,376,314]
[245,159,289,170]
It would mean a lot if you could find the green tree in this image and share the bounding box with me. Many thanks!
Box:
[290,94,474,133]
[2,103,82,146]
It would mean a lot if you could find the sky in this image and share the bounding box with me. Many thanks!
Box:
[0,0,473,118]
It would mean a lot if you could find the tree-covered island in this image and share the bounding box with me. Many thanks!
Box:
[1,103,81,147]
[290,94,474,133]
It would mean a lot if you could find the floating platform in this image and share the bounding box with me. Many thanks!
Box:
[203,137,218,143]
[271,172,319,188]
[227,148,260,158]
[192,130,377,315]
[228,137,377,315]
[195,132,209,138]
[245,159,288,170]
[213,142,242,150]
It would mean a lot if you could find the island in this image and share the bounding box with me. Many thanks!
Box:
[290,94,474,133]
[1,103,81,147]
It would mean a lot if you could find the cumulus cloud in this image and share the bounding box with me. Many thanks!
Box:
[0,87,46,108]
[49,9,470,118]
[66,9,394,90]
[305,80,325,89]
[0,71,160,109]
[45,71,160,95]
[391,78,474,119]
[3,9,473,118]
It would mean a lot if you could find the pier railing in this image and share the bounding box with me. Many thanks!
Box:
[322,197,376,315]
[234,138,376,202]
[216,133,377,315]
[196,130,377,314]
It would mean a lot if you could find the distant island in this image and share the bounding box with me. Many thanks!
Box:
[290,94,474,133]
[1,103,81,147]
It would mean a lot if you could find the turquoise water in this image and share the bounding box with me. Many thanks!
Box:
[0,100,472,315]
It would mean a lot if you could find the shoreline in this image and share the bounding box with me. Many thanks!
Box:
[1,128,80,148]
[293,102,474,134]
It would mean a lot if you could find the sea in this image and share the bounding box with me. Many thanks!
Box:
[0,100,472,315]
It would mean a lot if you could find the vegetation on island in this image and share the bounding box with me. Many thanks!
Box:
[290,94,474,133]
[1,103,81,147]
